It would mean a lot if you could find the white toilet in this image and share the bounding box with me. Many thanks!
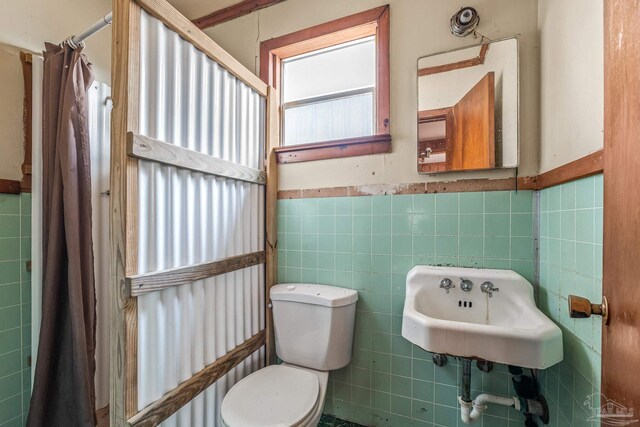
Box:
[220,283,358,427]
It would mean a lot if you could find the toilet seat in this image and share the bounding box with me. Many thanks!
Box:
[221,365,320,427]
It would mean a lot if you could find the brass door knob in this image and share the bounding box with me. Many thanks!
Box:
[568,295,609,325]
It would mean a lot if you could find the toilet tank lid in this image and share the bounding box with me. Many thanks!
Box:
[271,284,358,307]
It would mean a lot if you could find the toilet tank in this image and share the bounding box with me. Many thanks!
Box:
[271,284,358,371]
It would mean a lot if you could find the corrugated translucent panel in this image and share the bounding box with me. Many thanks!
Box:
[283,91,374,145]
[138,10,265,168]
[88,82,112,410]
[136,10,266,424]
[137,267,265,409]
[162,348,263,427]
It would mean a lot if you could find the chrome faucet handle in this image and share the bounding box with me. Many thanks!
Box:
[480,281,499,297]
[440,278,455,293]
[460,279,473,292]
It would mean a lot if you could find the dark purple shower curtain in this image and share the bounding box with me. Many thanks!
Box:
[27,43,97,427]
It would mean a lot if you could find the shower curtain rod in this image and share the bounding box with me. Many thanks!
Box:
[62,12,112,48]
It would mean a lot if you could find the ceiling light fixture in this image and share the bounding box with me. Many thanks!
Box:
[450,7,480,37]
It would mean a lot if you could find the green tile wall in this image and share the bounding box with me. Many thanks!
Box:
[0,181,600,426]
[277,191,536,427]
[0,194,31,426]
[538,175,603,426]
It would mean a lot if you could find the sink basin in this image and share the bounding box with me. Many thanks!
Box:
[402,266,562,369]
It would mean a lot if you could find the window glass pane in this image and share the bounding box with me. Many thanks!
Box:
[282,37,375,103]
[283,91,373,146]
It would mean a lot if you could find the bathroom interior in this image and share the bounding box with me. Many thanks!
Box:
[0,0,638,426]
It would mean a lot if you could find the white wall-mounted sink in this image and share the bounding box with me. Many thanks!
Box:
[402,266,562,369]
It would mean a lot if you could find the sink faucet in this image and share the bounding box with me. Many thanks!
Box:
[460,279,473,292]
[480,281,499,297]
[440,278,455,293]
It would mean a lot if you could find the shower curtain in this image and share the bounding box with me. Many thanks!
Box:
[27,43,97,427]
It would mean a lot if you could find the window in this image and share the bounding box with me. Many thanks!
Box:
[282,37,376,146]
[260,6,390,163]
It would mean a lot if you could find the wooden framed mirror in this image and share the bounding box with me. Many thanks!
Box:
[417,37,518,174]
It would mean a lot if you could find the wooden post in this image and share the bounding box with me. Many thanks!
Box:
[112,0,278,422]
[110,0,141,424]
[265,85,279,365]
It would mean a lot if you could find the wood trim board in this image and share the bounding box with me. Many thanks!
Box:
[376,5,390,135]
[126,251,266,296]
[268,22,378,62]
[276,150,604,199]
[259,5,388,70]
[128,330,266,427]
[20,51,33,192]
[193,0,287,29]
[0,179,21,194]
[274,134,392,164]
[111,0,142,422]
[418,43,490,76]
[534,150,603,189]
[265,86,279,365]
[127,132,267,184]
[278,177,535,199]
[134,0,268,96]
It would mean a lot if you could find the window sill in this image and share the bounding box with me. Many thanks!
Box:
[274,134,392,164]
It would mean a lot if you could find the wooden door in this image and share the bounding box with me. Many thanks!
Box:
[452,72,495,170]
[602,0,640,420]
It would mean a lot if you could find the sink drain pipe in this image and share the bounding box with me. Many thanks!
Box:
[459,394,520,424]
[458,359,520,425]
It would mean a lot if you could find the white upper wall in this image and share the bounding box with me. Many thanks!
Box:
[0,0,244,83]
[0,0,603,185]
[205,0,540,190]
[0,0,235,182]
[206,0,538,189]
[0,0,112,82]
[0,0,112,181]
[538,0,604,172]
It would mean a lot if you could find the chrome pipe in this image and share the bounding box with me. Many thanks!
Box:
[63,12,112,48]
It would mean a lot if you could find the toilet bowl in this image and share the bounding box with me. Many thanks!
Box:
[220,363,328,427]
[220,284,358,427]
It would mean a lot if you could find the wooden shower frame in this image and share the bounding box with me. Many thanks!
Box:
[110,0,279,425]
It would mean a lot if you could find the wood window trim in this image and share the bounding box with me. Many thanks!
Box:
[260,5,391,164]
[20,52,33,193]
[276,133,391,163]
